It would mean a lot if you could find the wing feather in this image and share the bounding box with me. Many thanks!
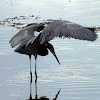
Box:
[40,20,97,44]
[9,24,44,47]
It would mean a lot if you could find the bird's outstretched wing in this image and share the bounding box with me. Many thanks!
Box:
[39,20,97,44]
[9,24,44,47]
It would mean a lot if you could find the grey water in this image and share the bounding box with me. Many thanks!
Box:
[0,0,100,100]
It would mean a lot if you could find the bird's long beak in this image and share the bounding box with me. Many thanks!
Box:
[47,43,60,64]
[51,50,60,65]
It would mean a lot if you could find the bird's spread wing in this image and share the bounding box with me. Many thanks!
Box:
[9,24,44,47]
[39,20,97,44]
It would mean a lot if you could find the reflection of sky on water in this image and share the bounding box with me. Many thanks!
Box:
[0,29,100,99]
[0,26,100,99]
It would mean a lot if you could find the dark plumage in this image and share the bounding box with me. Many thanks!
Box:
[9,20,98,79]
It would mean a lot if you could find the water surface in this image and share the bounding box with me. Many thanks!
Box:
[0,0,100,100]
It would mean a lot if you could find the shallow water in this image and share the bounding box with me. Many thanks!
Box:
[0,0,100,100]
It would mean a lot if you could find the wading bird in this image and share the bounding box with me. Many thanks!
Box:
[9,20,97,80]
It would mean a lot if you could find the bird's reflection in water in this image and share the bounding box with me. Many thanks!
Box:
[27,76,61,100]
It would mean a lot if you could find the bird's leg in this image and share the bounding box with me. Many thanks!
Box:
[29,80,32,99]
[34,55,37,80]
[29,55,32,83]
[35,73,38,100]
